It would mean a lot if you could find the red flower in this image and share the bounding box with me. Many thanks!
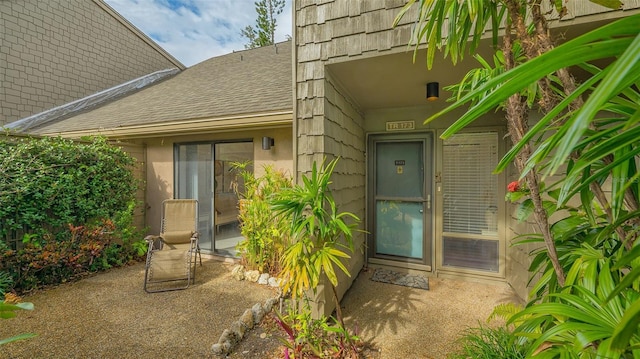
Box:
[507,181,520,192]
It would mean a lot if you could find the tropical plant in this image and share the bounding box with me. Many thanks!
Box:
[232,162,292,274]
[270,157,362,357]
[1,217,146,294]
[448,325,528,359]
[271,158,359,307]
[0,296,35,346]
[509,252,640,357]
[396,0,640,357]
[274,300,361,359]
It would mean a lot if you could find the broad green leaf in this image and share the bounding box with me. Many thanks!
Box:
[550,33,640,174]
[516,199,533,222]
[417,15,640,142]
[496,72,602,174]
[0,333,37,346]
[589,0,623,10]
[610,299,640,351]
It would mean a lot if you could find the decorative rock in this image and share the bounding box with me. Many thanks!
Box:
[267,277,280,288]
[263,297,278,312]
[221,340,232,353]
[227,330,240,346]
[211,343,223,355]
[231,320,246,339]
[218,329,232,345]
[240,309,254,330]
[231,265,245,281]
[245,270,260,282]
[252,302,265,324]
[212,294,284,357]
[258,273,270,285]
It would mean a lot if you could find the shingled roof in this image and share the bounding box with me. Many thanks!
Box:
[26,41,292,136]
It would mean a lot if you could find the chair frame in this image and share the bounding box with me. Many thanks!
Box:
[143,199,202,293]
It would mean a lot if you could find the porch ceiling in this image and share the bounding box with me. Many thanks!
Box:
[327,43,495,111]
[326,19,615,112]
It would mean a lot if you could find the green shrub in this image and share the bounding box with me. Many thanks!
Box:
[233,162,292,275]
[0,135,138,242]
[0,271,13,296]
[0,135,146,293]
[507,182,640,357]
[1,216,146,294]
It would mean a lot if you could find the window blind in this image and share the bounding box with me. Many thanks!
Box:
[442,132,499,236]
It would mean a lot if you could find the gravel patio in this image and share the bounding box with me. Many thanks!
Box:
[1,258,519,358]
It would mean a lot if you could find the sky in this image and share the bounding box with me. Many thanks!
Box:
[104,0,293,67]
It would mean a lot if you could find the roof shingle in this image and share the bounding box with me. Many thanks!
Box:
[29,41,292,135]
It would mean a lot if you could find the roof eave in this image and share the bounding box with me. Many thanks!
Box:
[40,110,293,139]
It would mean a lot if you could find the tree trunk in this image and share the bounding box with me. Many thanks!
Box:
[502,4,566,285]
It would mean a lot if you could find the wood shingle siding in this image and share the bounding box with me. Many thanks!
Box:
[0,0,182,127]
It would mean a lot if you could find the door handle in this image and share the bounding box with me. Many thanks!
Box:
[426,194,431,210]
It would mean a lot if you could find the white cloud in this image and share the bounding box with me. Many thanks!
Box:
[104,0,293,67]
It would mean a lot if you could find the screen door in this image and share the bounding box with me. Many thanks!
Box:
[369,134,433,266]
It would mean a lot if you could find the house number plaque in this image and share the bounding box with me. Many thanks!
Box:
[386,121,415,131]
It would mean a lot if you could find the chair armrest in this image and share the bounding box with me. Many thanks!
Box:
[144,235,160,242]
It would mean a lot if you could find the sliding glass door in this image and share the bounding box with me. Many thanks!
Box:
[174,141,252,256]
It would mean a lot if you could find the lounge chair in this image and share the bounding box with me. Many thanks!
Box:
[143,199,202,293]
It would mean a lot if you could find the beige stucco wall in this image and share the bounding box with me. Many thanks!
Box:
[115,142,147,232]
[139,127,293,235]
[0,0,182,127]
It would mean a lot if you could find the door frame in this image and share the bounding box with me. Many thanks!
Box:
[366,132,435,270]
[433,127,508,279]
[173,138,253,255]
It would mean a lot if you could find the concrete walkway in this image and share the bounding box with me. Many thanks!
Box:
[341,267,520,358]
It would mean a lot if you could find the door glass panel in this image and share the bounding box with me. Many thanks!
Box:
[375,142,423,198]
[213,142,253,256]
[442,132,499,272]
[375,201,423,259]
[175,143,214,251]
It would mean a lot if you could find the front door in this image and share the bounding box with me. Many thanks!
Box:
[368,134,433,267]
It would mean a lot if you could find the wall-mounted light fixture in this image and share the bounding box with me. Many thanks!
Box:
[426,82,439,101]
[262,136,275,150]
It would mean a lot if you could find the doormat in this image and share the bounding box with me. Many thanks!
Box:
[370,268,429,290]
